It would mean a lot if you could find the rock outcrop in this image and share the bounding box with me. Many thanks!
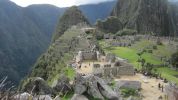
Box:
[52,75,72,94]
[74,74,119,100]
[22,77,53,95]
[71,94,89,100]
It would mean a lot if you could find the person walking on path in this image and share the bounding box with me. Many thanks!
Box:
[161,85,164,92]
[158,83,161,90]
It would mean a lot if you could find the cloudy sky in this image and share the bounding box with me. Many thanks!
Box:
[10,0,115,7]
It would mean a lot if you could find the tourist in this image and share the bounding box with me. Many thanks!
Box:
[161,85,164,92]
[158,83,161,90]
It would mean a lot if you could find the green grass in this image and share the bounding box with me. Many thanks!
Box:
[105,47,139,67]
[156,67,178,85]
[65,67,76,80]
[120,88,138,97]
[61,91,74,100]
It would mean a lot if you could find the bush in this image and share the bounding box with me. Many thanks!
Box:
[153,45,157,50]
[116,28,137,36]
[157,39,163,45]
[120,88,137,97]
[170,51,178,69]
[148,50,153,53]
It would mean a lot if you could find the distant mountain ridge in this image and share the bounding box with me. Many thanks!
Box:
[0,0,63,83]
[79,1,117,24]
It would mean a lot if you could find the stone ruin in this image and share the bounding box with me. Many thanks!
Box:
[76,46,135,78]
[91,53,134,78]
[92,60,135,78]
[76,50,100,62]
[165,83,178,100]
[107,35,138,47]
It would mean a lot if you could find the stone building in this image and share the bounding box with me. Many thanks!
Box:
[92,60,134,77]
[76,50,134,77]
[102,61,134,77]
[77,50,100,62]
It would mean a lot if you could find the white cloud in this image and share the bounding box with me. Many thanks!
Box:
[10,0,114,7]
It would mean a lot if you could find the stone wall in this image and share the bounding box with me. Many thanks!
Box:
[92,60,134,77]
[102,66,134,77]
[115,80,141,90]
[78,51,98,61]
[165,83,178,100]
[117,66,134,76]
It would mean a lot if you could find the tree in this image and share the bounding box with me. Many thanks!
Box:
[170,51,178,69]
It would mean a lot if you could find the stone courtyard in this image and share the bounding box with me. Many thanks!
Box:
[74,49,135,78]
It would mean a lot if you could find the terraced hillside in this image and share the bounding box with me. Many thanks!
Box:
[99,36,178,84]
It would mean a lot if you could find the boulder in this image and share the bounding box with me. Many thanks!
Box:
[87,82,105,100]
[33,95,52,100]
[54,95,61,100]
[74,74,119,100]
[14,92,32,100]
[74,84,87,94]
[22,77,53,95]
[52,75,72,94]
[97,77,119,100]
[71,94,88,100]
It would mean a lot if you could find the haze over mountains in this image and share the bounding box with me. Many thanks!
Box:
[0,0,116,84]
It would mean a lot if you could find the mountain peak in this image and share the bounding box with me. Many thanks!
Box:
[52,6,89,41]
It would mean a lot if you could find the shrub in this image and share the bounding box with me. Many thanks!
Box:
[157,38,163,45]
[170,51,178,69]
[153,45,157,50]
[148,50,153,53]
[116,28,137,36]
[120,88,137,97]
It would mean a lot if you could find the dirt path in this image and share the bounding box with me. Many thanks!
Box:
[115,74,167,100]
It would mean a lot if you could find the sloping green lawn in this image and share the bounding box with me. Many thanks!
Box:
[105,47,139,68]
[104,47,162,69]
[156,67,178,85]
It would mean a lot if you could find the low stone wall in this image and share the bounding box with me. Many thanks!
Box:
[117,66,134,76]
[102,66,134,77]
[115,80,141,90]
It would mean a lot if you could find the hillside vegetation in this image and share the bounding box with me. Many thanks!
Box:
[0,0,63,83]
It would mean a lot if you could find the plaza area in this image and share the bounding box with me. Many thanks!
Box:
[115,74,167,100]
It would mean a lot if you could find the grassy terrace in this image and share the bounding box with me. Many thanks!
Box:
[99,39,178,85]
